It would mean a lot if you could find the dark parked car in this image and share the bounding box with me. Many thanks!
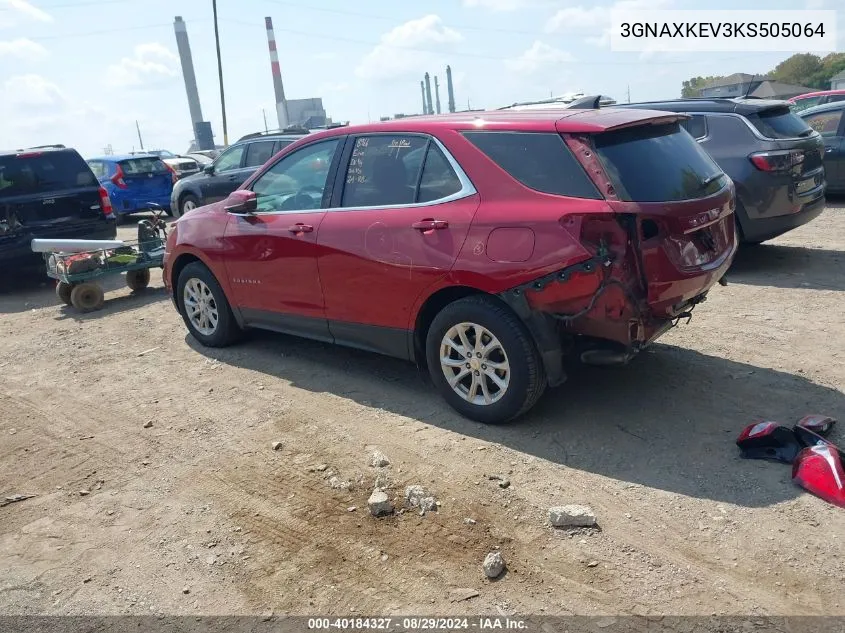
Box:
[616,98,826,244]
[0,146,116,268]
[169,129,310,217]
[163,109,737,423]
[799,101,845,193]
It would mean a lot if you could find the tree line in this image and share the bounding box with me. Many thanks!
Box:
[681,53,845,97]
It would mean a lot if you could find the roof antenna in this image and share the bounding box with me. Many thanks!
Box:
[742,74,757,99]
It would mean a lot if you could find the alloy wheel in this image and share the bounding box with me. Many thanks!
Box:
[439,322,510,406]
[183,278,219,336]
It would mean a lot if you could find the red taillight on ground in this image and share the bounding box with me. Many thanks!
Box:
[98,186,114,218]
[792,444,845,508]
[736,422,802,463]
[749,150,804,172]
[111,164,128,189]
[797,414,836,436]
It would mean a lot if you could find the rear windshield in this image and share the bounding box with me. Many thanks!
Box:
[592,122,727,203]
[746,107,814,139]
[118,157,169,175]
[0,150,97,197]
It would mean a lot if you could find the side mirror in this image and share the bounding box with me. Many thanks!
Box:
[203,164,215,175]
[223,190,257,215]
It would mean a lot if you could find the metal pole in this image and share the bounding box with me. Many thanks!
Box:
[136,120,144,150]
[212,0,228,146]
[262,109,268,133]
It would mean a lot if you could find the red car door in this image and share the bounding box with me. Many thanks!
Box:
[222,137,343,341]
[316,132,480,358]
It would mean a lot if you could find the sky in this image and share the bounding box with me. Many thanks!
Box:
[0,0,842,157]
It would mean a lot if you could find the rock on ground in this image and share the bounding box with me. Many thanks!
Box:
[405,485,436,510]
[370,451,390,468]
[483,551,505,579]
[549,505,597,528]
[368,490,394,517]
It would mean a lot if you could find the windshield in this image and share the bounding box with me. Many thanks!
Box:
[0,151,97,197]
[593,122,727,203]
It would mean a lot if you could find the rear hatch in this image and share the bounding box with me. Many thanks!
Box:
[0,149,103,241]
[567,118,736,316]
[117,157,173,198]
[744,105,825,205]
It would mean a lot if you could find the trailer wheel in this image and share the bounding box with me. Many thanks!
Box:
[56,281,74,305]
[126,269,151,291]
[70,282,105,312]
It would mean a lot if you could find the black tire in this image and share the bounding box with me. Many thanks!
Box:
[70,282,105,312]
[425,295,547,424]
[176,261,241,347]
[56,281,73,305]
[126,269,151,291]
[178,194,200,218]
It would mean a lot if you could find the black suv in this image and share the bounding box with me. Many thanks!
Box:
[169,127,311,217]
[616,98,826,244]
[1,146,116,268]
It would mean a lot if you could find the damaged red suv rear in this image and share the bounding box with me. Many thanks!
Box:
[163,108,737,424]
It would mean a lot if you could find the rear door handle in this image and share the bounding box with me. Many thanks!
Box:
[412,219,449,231]
[287,224,314,234]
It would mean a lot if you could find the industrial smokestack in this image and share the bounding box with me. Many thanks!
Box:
[446,65,456,113]
[434,76,441,114]
[265,17,289,129]
[173,16,203,126]
[420,81,426,115]
[424,73,433,116]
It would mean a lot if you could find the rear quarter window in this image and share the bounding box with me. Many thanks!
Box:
[746,108,814,139]
[462,131,601,199]
[592,121,727,203]
[0,150,97,197]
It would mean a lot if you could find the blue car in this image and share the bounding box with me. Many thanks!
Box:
[87,154,175,220]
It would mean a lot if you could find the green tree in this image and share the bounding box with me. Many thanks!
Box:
[681,75,725,97]
[768,53,822,86]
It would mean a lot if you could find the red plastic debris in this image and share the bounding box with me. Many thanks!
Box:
[792,444,845,509]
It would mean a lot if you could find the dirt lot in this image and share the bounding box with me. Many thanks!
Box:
[1,202,844,618]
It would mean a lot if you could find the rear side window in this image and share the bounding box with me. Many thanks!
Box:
[0,150,97,197]
[463,131,601,199]
[118,157,168,175]
[680,115,707,139]
[244,141,275,168]
[417,145,462,203]
[593,121,727,203]
[341,135,428,207]
[87,160,108,179]
[803,109,844,137]
[273,140,295,154]
[746,108,814,139]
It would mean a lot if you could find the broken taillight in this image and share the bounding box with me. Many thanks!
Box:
[793,425,836,450]
[736,422,803,463]
[796,414,836,436]
[792,444,845,508]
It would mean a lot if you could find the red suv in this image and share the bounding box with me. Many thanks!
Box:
[163,108,738,424]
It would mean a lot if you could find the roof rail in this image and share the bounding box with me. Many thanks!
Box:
[566,95,603,109]
[27,144,66,150]
[236,125,312,142]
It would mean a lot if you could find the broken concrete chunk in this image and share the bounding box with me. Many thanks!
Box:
[549,505,597,528]
[307,464,328,473]
[271,441,283,451]
[368,490,394,517]
[329,477,352,491]
[418,496,438,515]
[405,485,435,509]
[143,421,153,429]
[370,451,391,468]
[482,551,506,579]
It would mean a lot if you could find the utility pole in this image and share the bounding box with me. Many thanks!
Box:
[262,109,269,133]
[136,120,144,150]
[212,0,228,146]
[627,85,631,103]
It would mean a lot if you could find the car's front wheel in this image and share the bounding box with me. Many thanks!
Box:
[178,194,199,218]
[176,262,241,347]
[425,296,547,424]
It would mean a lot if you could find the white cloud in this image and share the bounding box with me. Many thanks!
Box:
[318,81,350,93]
[463,0,533,11]
[547,0,674,48]
[506,41,575,74]
[104,42,178,88]
[3,74,64,108]
[3,0,52,23]
[0,37,47,60]
[355,15,462,81]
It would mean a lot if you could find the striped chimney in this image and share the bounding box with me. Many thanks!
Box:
[265,16,289,128]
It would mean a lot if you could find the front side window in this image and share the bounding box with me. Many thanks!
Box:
[804,110,844,137]
[250,138,339,213]
[341,135,428,207]
[790,96,822,113]
[463,131,601,199]
[214,145,246,172]
[592,121,727,202]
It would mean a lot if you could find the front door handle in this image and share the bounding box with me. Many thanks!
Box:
[287,223,314,234]
[412,219,449,231]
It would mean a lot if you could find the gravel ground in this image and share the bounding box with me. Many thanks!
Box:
[1,201,843,617]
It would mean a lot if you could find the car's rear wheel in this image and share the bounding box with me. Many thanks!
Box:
[176,261,240,347]
[425,296,546,424]
[178,194,199,218]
